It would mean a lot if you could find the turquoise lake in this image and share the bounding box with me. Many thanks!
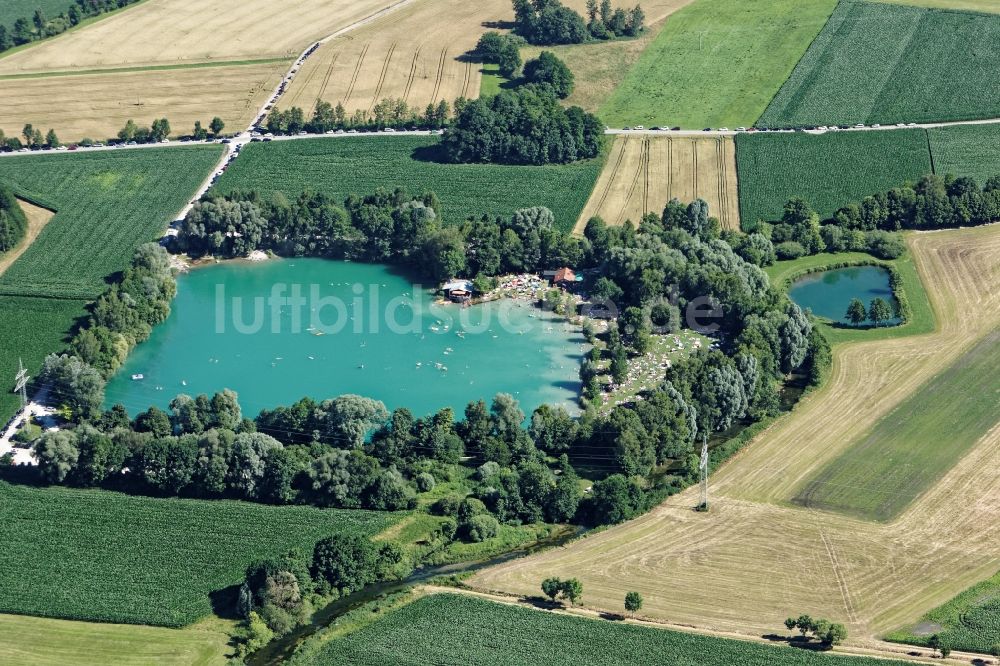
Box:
[789,265,901,325]
[106,259,584,418]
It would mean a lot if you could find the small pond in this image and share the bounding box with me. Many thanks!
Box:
[789,265,901,326]
[106,258,584,418]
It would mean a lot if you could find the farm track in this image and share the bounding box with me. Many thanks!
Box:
[470,223,1000,643]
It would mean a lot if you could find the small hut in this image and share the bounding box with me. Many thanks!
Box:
[442,279,473,303]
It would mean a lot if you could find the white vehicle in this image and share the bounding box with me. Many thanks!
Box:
[817,126,828,131]
[854,123,865,128]
[906,122,917,126]
[872,124,881,128]
[718,127,730,132]
[325,130,336,135]
[633,125,644,130]
[736,127,747,132]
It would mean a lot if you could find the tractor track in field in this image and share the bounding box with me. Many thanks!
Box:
[316,52,339,102]
[367,42,397,114]
[616,138,649,225]
[429,47,447,102]
[343,43,369,105]
[401,47,421,102]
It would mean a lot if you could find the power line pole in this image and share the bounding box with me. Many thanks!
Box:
[14,358,29,412]
[698,433,709,511]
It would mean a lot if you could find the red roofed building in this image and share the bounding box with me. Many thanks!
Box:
[553,267,576,284]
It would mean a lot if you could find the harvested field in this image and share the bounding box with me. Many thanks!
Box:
[0,61,286,143]
[575,135,739,232]
[0,0,391,72]
[471,224,1000,642]
[279,0,507,118]
[0,199,53,277]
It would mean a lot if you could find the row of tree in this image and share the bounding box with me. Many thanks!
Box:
[512,0,644,45]
[264,98,451,135]
[845,297,895,328]
[0,185,27,254]
[753,174,1000,254]
[761,198,906,261]
[0,0,143,53]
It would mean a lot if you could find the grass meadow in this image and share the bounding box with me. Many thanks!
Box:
[291,593,914,665]
[758,1,1000,127]
[598,0,838,129]
[0,482,398,626]
[213,137,604,233]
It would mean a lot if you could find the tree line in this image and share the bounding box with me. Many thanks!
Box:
[512,0,644,45]
[0,185,28,254]
[265,98,450,135]
[0,0,143,53]
[752,173,1000,260]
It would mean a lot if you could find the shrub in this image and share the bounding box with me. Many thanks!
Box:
[461,513,499,542]
[774,241,806,260]
[415,471,436,492]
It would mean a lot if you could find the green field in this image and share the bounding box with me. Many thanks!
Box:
[735,129,932,224]
[0,614,234,666]
[1,0,69,30]
[886,569,1000,654]
[765,248,936,345]
[214,137,603,233]
[928,124,1000,185]
[758,1,1000,127]
[0,482,397,626]
[292,593,912,665]
[0,296,88,423]
[793,327,1000,521]
[598,0,838,129]
[0,146,221,299]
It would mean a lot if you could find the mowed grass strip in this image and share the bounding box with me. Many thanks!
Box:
[293,593,912,666]
[0,146,222,298]
[735,129,932,224]
[0,296,88,423]
[598,0,838,129]
[214,137,604,233]
[758,1,1000,127]
[793,327,1000,522]
[0,614,234,666]
[0,482,398,626]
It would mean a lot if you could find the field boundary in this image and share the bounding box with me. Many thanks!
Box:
[0,57,293,81]
[0,199,55,278]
